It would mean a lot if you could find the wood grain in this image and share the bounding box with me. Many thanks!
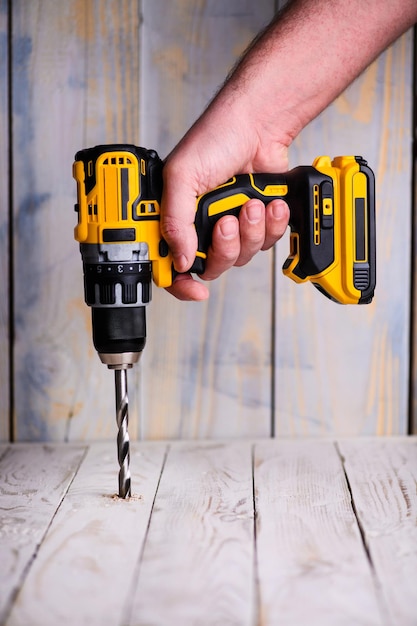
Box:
[274,30,414,436]
[0,444,86,624]
[1,439,416,625]
[339,437,417,626]
[0,0,9,442]
[5,442,166,626]
[254,440,383,625]
[127,441,255,625]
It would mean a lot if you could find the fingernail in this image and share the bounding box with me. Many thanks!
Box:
[246,202,262,223]
[219,218,238,239]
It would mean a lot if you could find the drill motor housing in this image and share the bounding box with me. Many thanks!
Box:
[74,146,164,367]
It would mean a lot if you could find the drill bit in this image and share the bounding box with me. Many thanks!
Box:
[114,368,131,498]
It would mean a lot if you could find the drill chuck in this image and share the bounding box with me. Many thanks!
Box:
[92,307,146,368]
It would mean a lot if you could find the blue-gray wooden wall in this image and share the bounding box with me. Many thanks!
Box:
[0,0,415,441]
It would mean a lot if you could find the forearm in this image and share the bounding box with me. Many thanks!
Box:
[211,0,417,150]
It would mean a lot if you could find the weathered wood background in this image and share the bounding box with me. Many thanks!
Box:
[0,0,415,442]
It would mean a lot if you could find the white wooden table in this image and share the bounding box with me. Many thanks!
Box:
[0,438,416,626]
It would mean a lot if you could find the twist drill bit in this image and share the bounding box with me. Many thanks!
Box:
[114,368,131,498]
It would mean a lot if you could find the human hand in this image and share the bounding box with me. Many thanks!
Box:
[161,97,291,301]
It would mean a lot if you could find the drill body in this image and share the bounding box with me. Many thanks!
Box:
[74,144,376,368]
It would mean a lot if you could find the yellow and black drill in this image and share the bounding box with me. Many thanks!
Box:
[73,144,376,497]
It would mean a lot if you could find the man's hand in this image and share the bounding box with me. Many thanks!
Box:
[161,98,291,301]
[164,197,289,301]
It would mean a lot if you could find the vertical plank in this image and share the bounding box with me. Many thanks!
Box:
[339,437,417,626]
[0,444,86,624]
[140,0,277,439]
[254,440,384,625]
[5,442,166,626]
[127,442,255,625]
[0,0,9,441]
[274,31,414,436]
[11,1,142,441]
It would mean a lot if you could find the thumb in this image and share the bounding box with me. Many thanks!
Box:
[160,163,199,273]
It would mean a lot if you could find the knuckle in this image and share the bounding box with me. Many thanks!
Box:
[160,220,180,244]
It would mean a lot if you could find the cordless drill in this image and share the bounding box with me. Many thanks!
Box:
[73,144,376,496]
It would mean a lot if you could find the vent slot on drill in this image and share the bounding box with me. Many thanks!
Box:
[102,157,133,165]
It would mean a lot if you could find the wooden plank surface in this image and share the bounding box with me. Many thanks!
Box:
[274,29,414,437]
[127,442,255,625]
[2,438,416,626]
[254,440,383,625]
[5,443,167,626]
[0,0,9,442]
[0,444,86,624]
[339,438,417,626]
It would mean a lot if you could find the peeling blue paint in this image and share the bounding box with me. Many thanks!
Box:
[16,349,52,441]
[14,192,51,321]
[0,32,7,72]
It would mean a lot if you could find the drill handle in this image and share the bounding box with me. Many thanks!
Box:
[191,173,289,274]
